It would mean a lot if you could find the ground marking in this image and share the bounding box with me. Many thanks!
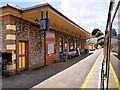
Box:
[82,52,102,88]
[110,62,120,90]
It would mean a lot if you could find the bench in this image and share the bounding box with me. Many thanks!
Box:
[60,51,79,59]
[68,51,78,58]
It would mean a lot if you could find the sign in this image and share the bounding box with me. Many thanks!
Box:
[40,18,49,32]
[48,43,54,54]
[2,53,12,61]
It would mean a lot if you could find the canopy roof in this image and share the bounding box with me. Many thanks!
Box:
[0,3,93,39]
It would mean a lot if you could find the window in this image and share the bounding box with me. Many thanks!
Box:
[71,39,74,51]
[59,36,63,53]
[75,40,77,50]
[65,42,67,51]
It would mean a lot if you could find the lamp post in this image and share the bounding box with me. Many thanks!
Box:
[40,11,49,65]
[35,19,39,23]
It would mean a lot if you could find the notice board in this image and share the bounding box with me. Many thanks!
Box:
[48,43,54,54]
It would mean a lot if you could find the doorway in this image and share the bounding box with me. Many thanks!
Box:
[18,41,28,70]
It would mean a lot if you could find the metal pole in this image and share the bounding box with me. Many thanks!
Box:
[41,12,43,19]
[12,50,14,77]
[46,11,48,18]
[44,32,46,65]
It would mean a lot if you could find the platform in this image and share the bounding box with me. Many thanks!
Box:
[31,50,118,89]
[82,52,118,89]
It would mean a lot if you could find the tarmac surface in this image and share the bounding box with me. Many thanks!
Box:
[2,49,102,89]
[32,49,119,89]
[32,49,102,88]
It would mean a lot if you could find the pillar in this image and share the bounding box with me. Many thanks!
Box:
[3,24,16,76]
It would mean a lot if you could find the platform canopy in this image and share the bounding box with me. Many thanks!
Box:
[1,3,93,39]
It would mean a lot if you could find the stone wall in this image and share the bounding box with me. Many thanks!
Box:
[55,30,84,61]
[55,31,60,61]
[1,15,45,76]
[1,15,87,76]
[14,19,45,69]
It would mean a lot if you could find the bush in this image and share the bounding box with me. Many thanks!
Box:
[98,45,101,48]
[95,31,104,37]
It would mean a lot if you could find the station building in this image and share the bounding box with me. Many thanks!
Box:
[0,3,93,76]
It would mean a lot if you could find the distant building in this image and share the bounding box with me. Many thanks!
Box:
[111,36,119,53]
[86,38,97,51]
[86,35,105,51]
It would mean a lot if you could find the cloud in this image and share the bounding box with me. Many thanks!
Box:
[2,0,119,34]
[59,0,110,34]
[96,23,105,26]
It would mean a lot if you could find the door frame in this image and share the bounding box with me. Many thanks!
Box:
[16,36,30,71]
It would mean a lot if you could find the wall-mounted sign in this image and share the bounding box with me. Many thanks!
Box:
[40,18,49,32]
[48,43,54,54]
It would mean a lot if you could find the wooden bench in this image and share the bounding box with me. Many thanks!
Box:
[68,51,78,58]
[60,51,78,59]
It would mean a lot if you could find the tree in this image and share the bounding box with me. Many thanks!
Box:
[95,31,104,37]
[91,29,100,36]
[112,29,117,37]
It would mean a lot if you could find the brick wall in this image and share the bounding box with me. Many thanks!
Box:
[1,15,18,76]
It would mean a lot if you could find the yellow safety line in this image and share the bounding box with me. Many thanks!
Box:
[110,63,120,90]
[82,52,102,89]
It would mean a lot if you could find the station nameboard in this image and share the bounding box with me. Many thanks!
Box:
[40,18,49,32]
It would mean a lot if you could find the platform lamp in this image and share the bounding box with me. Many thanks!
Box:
[35,18,39,23]
[40,11,49,65]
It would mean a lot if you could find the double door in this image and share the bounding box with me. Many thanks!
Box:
[19,41,27,70]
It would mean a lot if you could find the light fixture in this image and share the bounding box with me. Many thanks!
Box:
[35,19,39,23]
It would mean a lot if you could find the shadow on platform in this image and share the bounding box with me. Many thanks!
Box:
[2,52,93,89]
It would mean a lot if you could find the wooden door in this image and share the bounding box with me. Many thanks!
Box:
[19,41,27,70]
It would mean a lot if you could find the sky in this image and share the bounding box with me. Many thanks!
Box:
[1,0,119,34]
